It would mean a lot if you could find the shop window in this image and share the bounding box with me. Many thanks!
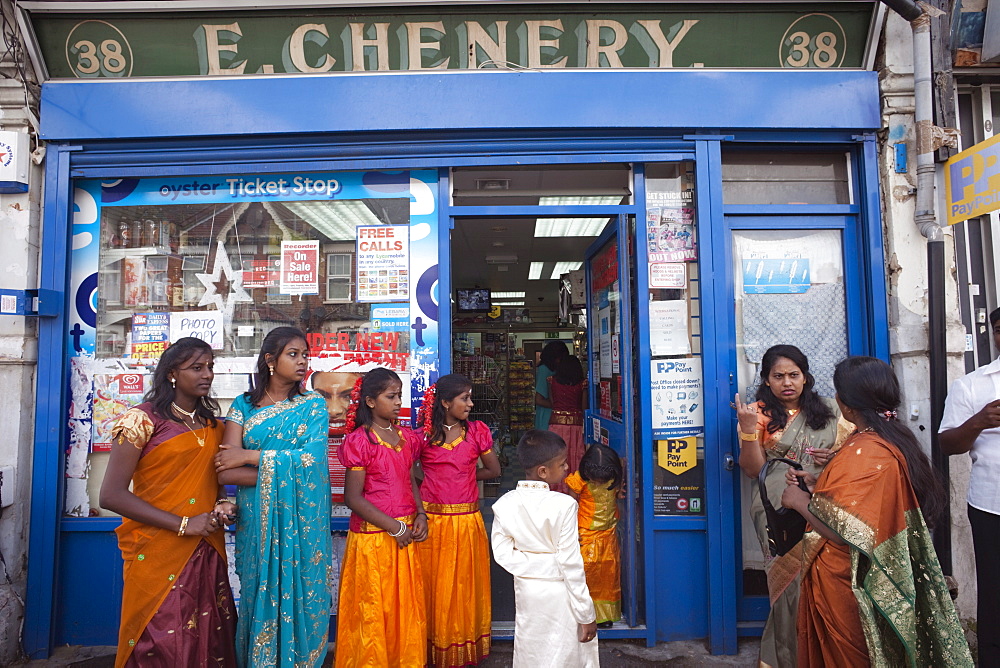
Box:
[74,173,425,519]
[721,152,852,205]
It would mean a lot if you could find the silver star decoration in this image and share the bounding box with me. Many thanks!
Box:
[196,242,252,331]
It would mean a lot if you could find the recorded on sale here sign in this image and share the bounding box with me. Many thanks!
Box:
[280,240,320,295]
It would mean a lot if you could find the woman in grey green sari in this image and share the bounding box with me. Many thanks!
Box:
[733,345,850,668]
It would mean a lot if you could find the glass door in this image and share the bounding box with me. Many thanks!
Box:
[729,222,856,626]
[585,213,641,626]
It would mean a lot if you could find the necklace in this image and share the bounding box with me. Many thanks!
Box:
[171,402,205,447]
[171,401,197,419]
[374,422,396,432]
[444,422,459,429]
[264,387,283,406]
[788,408,799,417]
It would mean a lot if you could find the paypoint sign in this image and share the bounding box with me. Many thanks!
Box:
[657,436,697,475]
[945,134,1000,226]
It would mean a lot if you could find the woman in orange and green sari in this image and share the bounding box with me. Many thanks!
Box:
[100,337,237,668]
[781,356,973,667]
[734,345,850,668]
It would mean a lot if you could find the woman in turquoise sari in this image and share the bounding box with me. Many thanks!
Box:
[216,326,332,667]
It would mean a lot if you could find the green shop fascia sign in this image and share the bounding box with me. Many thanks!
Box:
[25,3,880,79]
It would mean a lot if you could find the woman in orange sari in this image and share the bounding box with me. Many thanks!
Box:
[781,356,972,667]
[100,337,237,668]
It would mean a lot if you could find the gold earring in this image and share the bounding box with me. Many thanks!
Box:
[268,366,274,374]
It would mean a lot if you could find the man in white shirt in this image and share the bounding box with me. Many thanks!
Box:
[941,306,1000,666]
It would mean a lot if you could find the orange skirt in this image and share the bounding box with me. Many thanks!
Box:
[335,526,427,668]
[580,526,621,624]
[416,508,491,666]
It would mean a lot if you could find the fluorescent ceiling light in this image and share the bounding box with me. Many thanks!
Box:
[534,218,609,237]
[537,196,625,205]
[492,291,525,298]
[550,262,583,279]
[529,263,546,280]
[493,300,525,306]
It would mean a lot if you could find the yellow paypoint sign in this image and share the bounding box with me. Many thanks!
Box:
[657,436,697,475]
[488,305,501,319]
[945,133,1000,225]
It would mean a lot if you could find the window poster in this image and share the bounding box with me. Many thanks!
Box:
[649,300,691,356]
[279,240,320,295]
[130,312,169,359]
[649,262,687,289]
[169,311,224,350]
[356,225,409,302]
[653,435,705,516]
[650,357,704,435]
[742,257,811,294]
[69,169,439,517]
[646,193,696,261]
[598,306,613,378]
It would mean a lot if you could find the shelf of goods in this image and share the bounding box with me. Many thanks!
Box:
[452,354,506,432]
[508,360,535,433]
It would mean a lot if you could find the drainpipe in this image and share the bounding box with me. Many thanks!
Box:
[880,0,955,574]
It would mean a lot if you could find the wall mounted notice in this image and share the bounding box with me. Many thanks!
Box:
[280,239,320,295]
[356,225,409,303]
[92,373,146,452]
[650,357,704,435]
[649,262,687,289]
[654,435,705,515]
[598,306,613,377]
[170,311,224,349]
[649,300,691,356]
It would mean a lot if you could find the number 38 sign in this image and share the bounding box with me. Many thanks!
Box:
[780,13,847,69]
[66,20,133,78]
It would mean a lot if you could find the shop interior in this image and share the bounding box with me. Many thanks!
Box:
[447,164,632,621]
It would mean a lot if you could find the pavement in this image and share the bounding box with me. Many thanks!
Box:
[22,638,762,666]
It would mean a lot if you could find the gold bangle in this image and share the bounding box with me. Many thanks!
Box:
[177,515,190,536]
[214,498,231,506]
[739,431,759,442]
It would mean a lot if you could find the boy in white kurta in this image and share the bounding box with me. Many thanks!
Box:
[491,430,599,667]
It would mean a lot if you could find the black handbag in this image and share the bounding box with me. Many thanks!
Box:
[758,456,811,557]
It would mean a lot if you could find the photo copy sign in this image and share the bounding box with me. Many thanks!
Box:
[170,311,224,349]
[280,240,320,295]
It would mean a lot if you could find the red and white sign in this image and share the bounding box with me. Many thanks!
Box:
[118,373,144,394]
[242,257,280,289]
[649,262,687,289]
[280,240,320,295]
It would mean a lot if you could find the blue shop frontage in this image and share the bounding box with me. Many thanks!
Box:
[20,0,891,658]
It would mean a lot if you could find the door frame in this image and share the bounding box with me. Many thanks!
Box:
[717,141,890,636]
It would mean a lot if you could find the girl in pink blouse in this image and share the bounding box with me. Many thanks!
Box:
[417,374,501,666]
[335,368,428,668]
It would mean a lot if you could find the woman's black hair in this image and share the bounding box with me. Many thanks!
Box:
[553,355,585,386]
[145,337,219,426]
[833,356,946,528]
[247,326,309,407]
[355,367,403,443]
[579,444,623,491]
[424,373,473,447]
[755,344,835,434]
[539,341,569,372]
